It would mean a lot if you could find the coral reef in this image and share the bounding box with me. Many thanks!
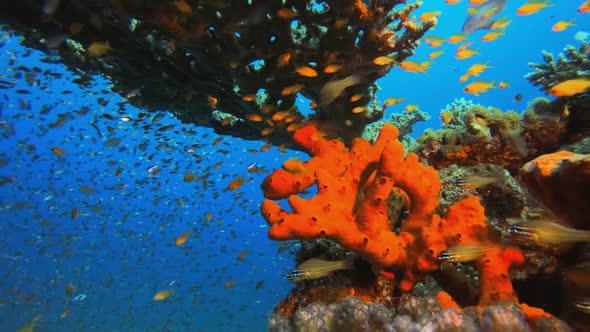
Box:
[525,41,590,94]
[1,0,434,145]
[520,151,590,230]
[414,97,576,174]
[362,105,431,150]
[260,124,554,324]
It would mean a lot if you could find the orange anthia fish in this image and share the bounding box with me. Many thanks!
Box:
[423,36,446,47]
[459,73,471,82]
[516,0,551,16]
[87,41,110,57]
[281,84,304,96]
[466,63,491,76]
[469,0,489,4]
[481,30,504,42]
[429,50,444,59]
[283,158,307,174]
[548,78,590,97]
[351,106,366,114]
[323,64,342,74]
[551,20,575,32]
[296,66,318,77]
[51,147,66,156]
[260,127,274,136]
[383,97,404,107]
[579,0,590,13]
[447,34,468,44]
[276,53,291,68]
[184,172,196,182]
[173,1,192,13]
[175,230,190,246]
[208,96,218,109]
[246,114,264,122]
[491,16,511,29]
[271,111,289,121]
[153,289,173,301]
[373,56,395,65]
[227,177,246,191]
[350,94,363,102]
[419,11,441,22]
[464,80,495,95]
[277,8,297,19]
[399,60,432,73]
[446,0,461,4]
[440,111,453,125]
[456,48,478,59]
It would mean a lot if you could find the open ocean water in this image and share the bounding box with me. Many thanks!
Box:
[0,1,587,331]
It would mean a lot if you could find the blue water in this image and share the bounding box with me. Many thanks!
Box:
[0,1,587,331]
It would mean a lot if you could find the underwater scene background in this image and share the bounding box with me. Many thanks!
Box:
[1,0,589,331]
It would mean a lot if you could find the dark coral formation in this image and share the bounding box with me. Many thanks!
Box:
[520,151,590,230]
[0,0,433,145]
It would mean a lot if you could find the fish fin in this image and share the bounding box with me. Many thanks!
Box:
[480,20,495,30]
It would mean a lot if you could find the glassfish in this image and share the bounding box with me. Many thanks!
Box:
[454,173,501,189]
[286,256,355,282]
[438,243,496,263]
[509,220,590,245]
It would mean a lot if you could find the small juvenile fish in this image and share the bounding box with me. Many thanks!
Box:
[438,243,496,263]
[286,256,355,282]
[153,289,173,301]
[227,177,246,191]
[175,230,190,246]
[549,78,590,97]
[574,298,590,314]
[509,220,590,245]
[454,174,500,189]
[87,41,110,57]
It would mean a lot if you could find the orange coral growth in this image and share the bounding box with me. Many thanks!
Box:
[477,246,524,307]
[437,291,462,311]
[261,123,528,308]
[522,150,575,177]
[441,195,489,246]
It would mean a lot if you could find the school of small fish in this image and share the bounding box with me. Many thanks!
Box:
[0,29,299,331]
[1,0,589,330]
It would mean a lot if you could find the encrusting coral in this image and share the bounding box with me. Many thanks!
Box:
[260,124,550,322]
